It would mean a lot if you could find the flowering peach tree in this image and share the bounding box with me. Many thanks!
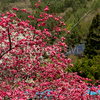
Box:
[0,0,100,100]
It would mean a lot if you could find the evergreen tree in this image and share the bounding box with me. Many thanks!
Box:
[84,13,100,58]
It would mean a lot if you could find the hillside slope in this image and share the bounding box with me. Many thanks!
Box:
[0,0,100,47]
[0,0,32,13]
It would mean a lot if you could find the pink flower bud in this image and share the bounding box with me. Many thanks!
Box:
[12,7,19,11]
[67,31,70,34]
[28,15,32,18]
[44,6,49,11]
[38,0,41,3]
[41,22,47,26]
[80,71,82,73]
[54,37,57,39]
[67,58,71,63]
[70,64,73,67]
[61,37,65,41]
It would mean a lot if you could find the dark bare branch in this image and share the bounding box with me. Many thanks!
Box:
[7,28,12,50]
[0,47,14,59]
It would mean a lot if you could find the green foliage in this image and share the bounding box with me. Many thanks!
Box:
[48,1,65,13]
[84,13,100,58]
[63,0,100,48]
[1,0,18,4]
[79,20,91,42]
[66,55,100,84]
[65,28,81,48]
[30,0,65,13]
[92,0,100,11]
[64,0,73,8]
[64,7,90,48]
[64,0,87,11]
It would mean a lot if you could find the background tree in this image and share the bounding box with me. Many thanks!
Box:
[0,1,100,100]
[84,13,100,58]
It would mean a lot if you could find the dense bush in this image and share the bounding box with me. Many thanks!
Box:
[67,56,100,85]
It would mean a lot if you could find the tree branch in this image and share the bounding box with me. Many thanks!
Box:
[7,28,12,50]
[0,47,14,59]
[33,20,38,40]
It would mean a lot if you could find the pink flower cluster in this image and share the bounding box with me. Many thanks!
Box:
[0,0,100,100]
